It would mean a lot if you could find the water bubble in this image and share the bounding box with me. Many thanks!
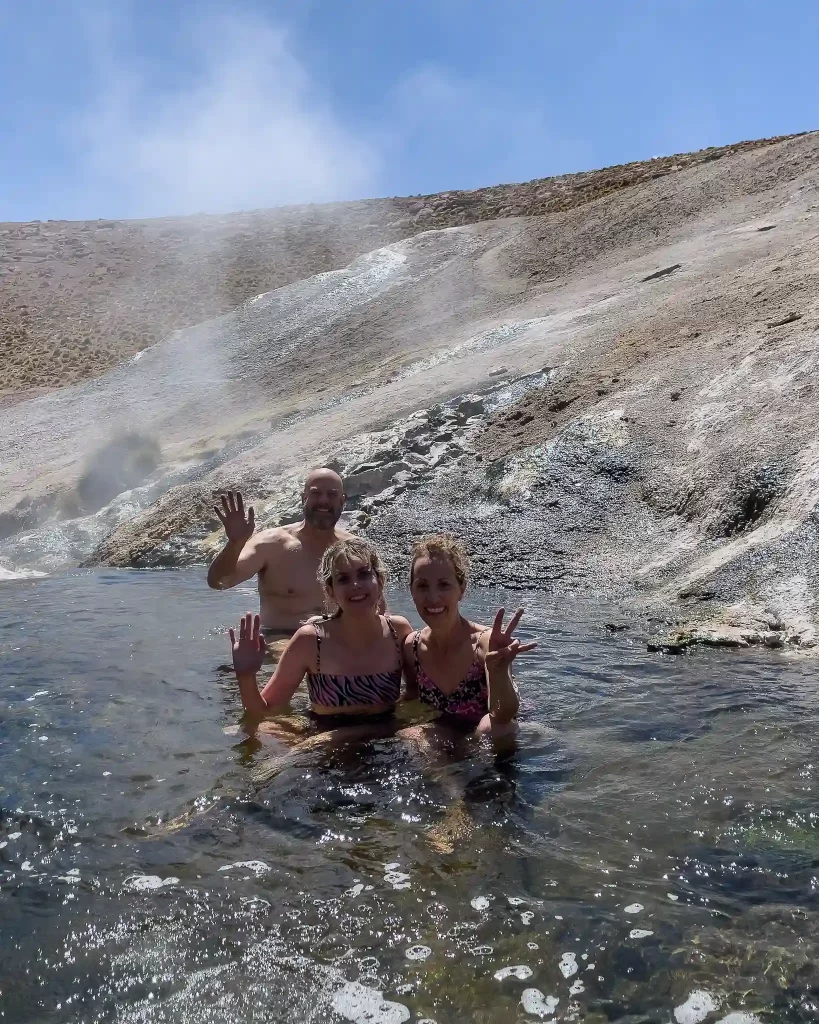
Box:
[629,929,654,939]
[123,875,179,891]
[624,903,644,914]
[558,953,578,979]
[471,895,490,911]
[494,965,533,981]
[330,982,410,1024]
[674,990,720,1024]
[521,989,559,1018]
[218,860,270,876]
[384,870,411,890]
[569,980,585,995]
[346,883,365,898]
[521,911,535,925]
[405,945,431,961]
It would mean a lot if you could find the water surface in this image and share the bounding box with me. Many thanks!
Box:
[2,569,817,1022]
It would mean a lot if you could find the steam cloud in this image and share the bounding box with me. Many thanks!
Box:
[77,10,379,218]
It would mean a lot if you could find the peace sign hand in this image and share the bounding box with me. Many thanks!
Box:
[215,491,255,545]
[229,613,268,676]
[485,607,538,669]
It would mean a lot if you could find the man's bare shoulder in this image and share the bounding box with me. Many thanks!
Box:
[252,525,303,551]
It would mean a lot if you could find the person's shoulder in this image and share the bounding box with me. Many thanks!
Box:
[387,614,414,640]
[288,623,319,647]
[335,525,356,541]
[255,525,301,550]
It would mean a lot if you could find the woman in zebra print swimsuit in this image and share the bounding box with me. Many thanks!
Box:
[229,538,414,732]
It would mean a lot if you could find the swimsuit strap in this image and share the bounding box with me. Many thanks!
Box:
[313,620,322,673]
[473,626,490,662]
[412,629,422,675]
[385,616,402,661]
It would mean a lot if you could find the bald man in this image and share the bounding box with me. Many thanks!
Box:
[207,468,354,637]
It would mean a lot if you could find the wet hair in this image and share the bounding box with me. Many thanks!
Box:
[317,538,387,617]
[410,534,470,588]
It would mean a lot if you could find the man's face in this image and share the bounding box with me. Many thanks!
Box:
[302,472,345,529]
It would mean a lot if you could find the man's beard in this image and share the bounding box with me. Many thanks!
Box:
[303,506,340,529]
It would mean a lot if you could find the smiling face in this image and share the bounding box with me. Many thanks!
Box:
[302,469,345,530]
[326,554,382,616]
[410,553,466,628]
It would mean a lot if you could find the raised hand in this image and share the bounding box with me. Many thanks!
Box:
[485,607,538,668]
[215,491,255,545]
[229,612,268,676]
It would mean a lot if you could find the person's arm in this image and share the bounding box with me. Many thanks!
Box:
[401,629,419,701]
[229,614,311,716]
[481,609,537,724]
[208,535,268,590]
[208,491,266,590]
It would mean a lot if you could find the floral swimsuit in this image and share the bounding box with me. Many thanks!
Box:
[411,629,489,727]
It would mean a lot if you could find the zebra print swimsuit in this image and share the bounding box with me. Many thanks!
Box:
[306,616,403,709]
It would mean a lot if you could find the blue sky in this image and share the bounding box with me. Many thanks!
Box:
[0,0,816,221]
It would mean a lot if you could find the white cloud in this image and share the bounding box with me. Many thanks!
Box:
[77,11,378,217]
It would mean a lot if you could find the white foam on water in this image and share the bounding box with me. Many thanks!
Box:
[629,929,654,939]
[7,832,21,840]
[405,945,431,961]
[330,981,410,1024]
[471,895,490,910]
[558,953,578,979]
[384,870,411,890]
[674,990,721,1024]
[569,980,585,996]
[521,988,559,1018]
[0,565,47,581]
[624,903,644,914]
[346,883,365,898]
[494,965,533,981]
[471,945,494,955]
[527,942,539,950]
[521,911,535,924]
[123,874,179,891]
[715,1014,762,1024]
[217,860,270,875]
[667,893,679,901]
[384,862,400,871]
[507,896,527,906]
[21,861,33,871]
[0,842,6,849]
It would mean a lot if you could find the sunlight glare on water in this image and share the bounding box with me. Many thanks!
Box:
[2,568,819,1022]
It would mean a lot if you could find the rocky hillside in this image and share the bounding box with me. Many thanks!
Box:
[3,129,819,653]
[0,133,800,400]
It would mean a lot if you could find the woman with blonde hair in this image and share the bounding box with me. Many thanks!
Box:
[404,533,535,740]
[229,537,413,732]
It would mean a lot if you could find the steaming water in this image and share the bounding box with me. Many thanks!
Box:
[2,569,817,1022]
[0,242,410,493]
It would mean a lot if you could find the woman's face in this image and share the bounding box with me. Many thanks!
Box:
[410,554,465,627]
[327,555,382,615]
